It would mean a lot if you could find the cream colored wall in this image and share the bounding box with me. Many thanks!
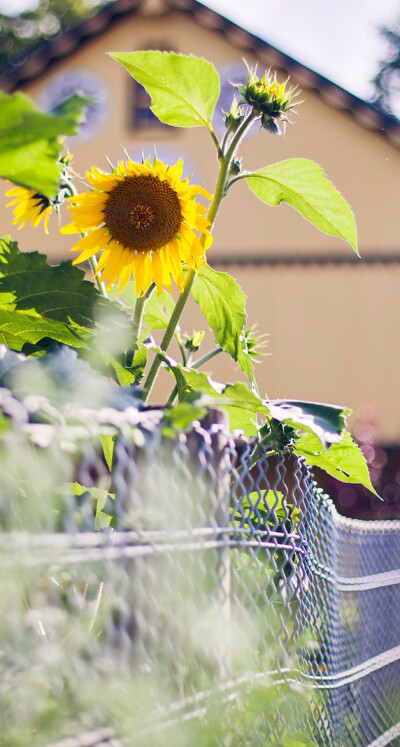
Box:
[1,9,399,442]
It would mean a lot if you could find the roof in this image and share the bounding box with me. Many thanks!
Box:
[2,0,400,148]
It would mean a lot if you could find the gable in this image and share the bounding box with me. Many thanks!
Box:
[4,2,399,262]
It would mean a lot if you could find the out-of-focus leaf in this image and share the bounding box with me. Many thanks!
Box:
[0,91,90,197]
[100,434,114,472]
[0,237,129,352]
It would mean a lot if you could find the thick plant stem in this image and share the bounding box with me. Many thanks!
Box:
[142,112,257,401]
[143,268,196,397]
[89,254,108,298]
[125,294,147,369]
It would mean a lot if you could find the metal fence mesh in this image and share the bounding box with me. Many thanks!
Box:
[0,415,399,746]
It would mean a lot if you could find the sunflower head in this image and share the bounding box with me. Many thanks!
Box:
[61,157,213,298]
[5,186,53,233]
[236,66,300,133]
[5,143,75,233]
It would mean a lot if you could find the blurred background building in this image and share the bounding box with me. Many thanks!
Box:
[1,0,400,517]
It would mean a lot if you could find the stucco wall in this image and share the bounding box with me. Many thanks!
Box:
[1,8,399,442]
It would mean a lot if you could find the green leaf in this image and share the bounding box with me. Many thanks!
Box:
[161,402,207,438]
[246,159,358,254]
[280,736,317,747]
[108,356,135,386]
[165,364,266,434]
[100,434,115,472]
[109,51,220,128]
[58,482,115,529]
[294,431,380,497]
[192,264,253,382]
[0,91,90,197]
[143,288,175,329]
[128,333,148,384]
[239,490,300,527]
[0,236,127,352]
[265,400,350,449]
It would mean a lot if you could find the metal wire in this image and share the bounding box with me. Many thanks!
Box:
[0,418,399,745]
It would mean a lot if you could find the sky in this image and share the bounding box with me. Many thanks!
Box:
[199,0,400,102]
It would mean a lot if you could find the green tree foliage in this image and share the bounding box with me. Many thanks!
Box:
[372,20,400,118]
[0,0,110,78]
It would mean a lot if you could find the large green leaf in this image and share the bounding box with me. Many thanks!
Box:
[165,363,266,434]
[294,431,379,497]
[265,400,350,449]
[0,237,127,352]
[246,159,358,253]
[192,264,253,382]
[109,51,220,128]
[143,288,175,329]
[0,91,90,197]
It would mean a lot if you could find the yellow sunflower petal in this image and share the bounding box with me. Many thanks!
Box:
[134,252,152,297]
[71,227,109,263]
[86,169,121,190]
[60,222,81,235]
[67,192,107,209]
[162,243,183,293]
[167,159,183,183]
[151,250,164,295]
[118,257,135,291]
[95,247,112,273]
[193,215,211,233]
[97,241,125,277]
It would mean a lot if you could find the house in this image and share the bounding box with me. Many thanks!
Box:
[1,0,400,498]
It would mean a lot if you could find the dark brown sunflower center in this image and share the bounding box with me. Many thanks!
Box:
[129,203,154,230]
[103,174,182,252]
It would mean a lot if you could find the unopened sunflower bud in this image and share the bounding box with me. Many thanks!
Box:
[223,95,245,133]
[236,66,300,134]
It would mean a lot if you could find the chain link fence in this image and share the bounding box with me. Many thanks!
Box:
[0,403,399,746]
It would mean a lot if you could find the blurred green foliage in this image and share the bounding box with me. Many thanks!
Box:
[0,0,111,78]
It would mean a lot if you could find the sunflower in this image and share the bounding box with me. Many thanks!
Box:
[5,186,52,233]
[61,157,213,297]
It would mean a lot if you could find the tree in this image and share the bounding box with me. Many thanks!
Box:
[0,0,110,79]
[372,21,400,119]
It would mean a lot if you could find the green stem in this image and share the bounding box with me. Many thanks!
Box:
[176,335,187,367]
[208,125,223,157]
[125,294,146,369]
[166,385,178,406]
[192,346,223,369]
[142,112,258,400]
[89,255,108,298]
[143,268,196,397]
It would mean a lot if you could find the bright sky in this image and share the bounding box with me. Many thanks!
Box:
[199,0,400,101]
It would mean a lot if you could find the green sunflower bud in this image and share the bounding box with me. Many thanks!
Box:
[223,95,245,133]
[185,330,205,353]
[235,66,300,133]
